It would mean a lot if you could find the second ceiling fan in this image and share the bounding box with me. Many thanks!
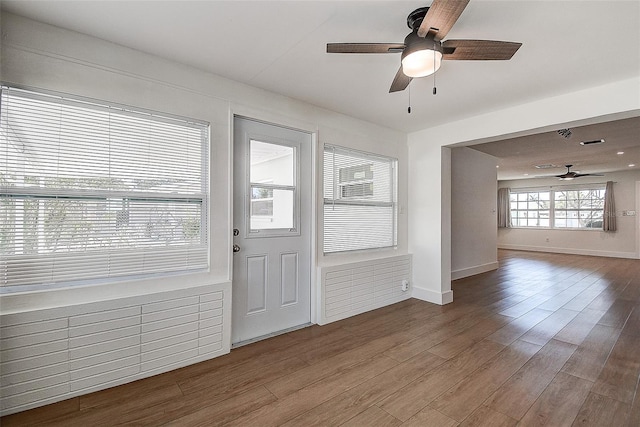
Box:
[327,0,522,93]
[555,165,604,180]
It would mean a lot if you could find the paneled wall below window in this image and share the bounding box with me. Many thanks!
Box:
[319,255,412,325]
[0,283,231,416]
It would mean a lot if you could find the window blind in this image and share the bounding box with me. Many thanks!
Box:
[323,144,396,253]
[0,86,209,288]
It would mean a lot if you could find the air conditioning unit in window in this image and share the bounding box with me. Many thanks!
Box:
[340,182,373,198]
[338,163,373,199]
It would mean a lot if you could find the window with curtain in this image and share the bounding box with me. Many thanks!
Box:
[0,86,209,289]
[323,144,397,253]
[509,185,606,229]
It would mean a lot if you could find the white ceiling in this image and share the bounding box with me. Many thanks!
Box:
[2,0,639,178]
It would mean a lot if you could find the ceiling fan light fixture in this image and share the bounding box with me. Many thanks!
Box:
[401,32,443,78]
[401,49,442,78]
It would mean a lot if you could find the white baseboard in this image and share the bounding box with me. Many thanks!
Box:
[451,261,499,280]
[498,244,639,259]
[412,286,453,305]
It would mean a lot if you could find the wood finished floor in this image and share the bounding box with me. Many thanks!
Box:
[3,249,640,426]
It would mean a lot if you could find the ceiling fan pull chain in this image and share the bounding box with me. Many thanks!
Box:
[433,40,437,95]
[408,85,412,114]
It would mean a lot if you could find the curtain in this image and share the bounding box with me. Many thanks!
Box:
[497,187,512,228]
[603,181,616,232]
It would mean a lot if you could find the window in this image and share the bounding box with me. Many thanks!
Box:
[554,188,605,229]
[510,190,550,227]
[323,144,397,253]
[248,140,297,232]
[509,185,605,229]
[0,86,209,288]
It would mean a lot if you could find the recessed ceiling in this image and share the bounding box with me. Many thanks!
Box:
[470,116,640,180]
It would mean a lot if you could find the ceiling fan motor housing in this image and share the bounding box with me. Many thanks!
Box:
[407,6,430,30]
[402,31,443,58]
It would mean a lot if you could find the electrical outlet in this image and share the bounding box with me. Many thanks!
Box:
[401,280,410,292]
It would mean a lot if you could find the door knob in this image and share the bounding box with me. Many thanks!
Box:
[233,244,241,253]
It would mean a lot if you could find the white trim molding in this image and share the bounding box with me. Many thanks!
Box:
[498,244,639,260]
[451,261,499,280]
[412,286,453,305]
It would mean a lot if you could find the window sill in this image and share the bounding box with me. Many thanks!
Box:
[318,246,405,268]
[0,272,230,316]
[506,226,603,232]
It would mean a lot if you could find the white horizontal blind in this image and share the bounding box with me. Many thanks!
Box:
[0,86,209,288]
[323,144,396,253]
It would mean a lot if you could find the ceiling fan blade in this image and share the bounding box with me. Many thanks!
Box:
[327,43,405,54]
[442,40,522,60]
[575,173,605,177]
[417,0,470,38]
[389,66,412,93]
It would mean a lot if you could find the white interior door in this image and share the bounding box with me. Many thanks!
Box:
[232,117,312,344]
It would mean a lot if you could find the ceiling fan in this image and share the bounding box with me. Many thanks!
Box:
[326,0,522,93]
[555,165,604,180]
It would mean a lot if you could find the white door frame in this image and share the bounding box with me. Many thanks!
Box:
[229,111,318,342]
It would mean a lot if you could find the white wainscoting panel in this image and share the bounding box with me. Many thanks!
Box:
[0,282,231,416]
[319,254,412,325]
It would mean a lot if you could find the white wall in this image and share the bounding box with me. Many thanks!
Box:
[408,76,640,305]
[0,12,410,415]
[498,170,640,258]
[451,147,499,279]
[0,12,409,312]
[407,142,453,304]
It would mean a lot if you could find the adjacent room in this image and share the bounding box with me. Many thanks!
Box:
[1,0,639,425]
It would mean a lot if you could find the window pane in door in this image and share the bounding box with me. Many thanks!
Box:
[250,188,294,230]
[249,140,297,231]
[250,140,294,186]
